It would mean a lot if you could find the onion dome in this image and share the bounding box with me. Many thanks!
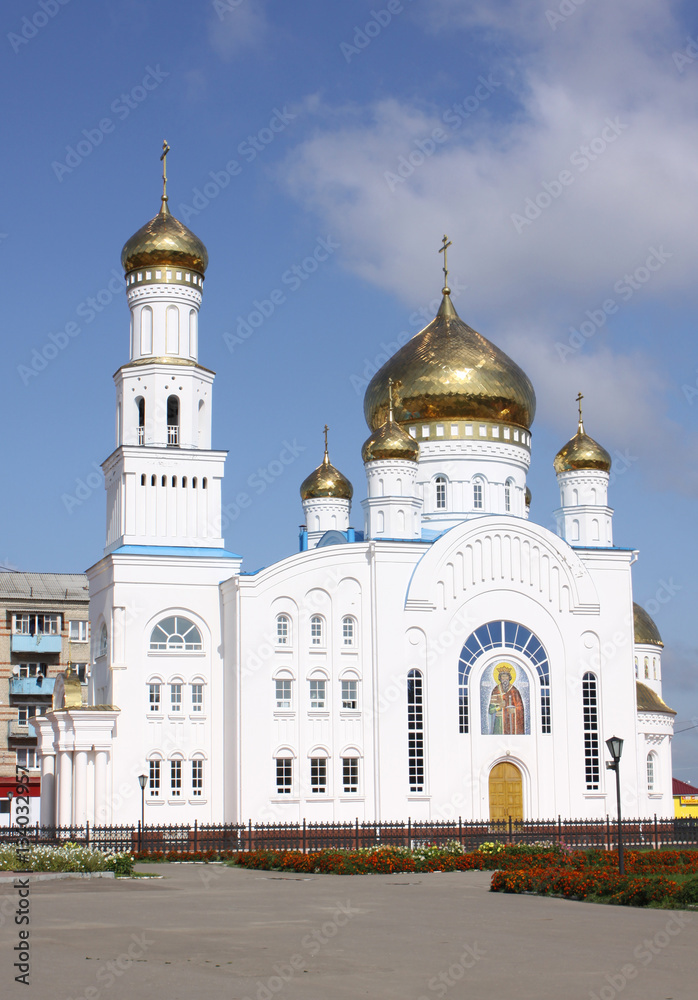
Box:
[300,431,353,501]
[633,603,664,648]
[636,681,675,715]
[553,400,611,475]
[121,200,208,275]
[362,379,420,462]
[364,291,536,432]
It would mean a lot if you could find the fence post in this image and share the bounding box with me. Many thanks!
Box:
[508,815,512,842]
[355,817,359,851]
[194,819,198,852]
[248,818,252,852]
[302,818,307,854]
[458,816,462,846]
[138,819,142,854]
[605,815,610,852]
[407,817,411,848]
[85,820,90,847]
[653,814,658,851]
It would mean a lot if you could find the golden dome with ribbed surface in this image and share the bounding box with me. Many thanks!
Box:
[364,292,536,431]
[121,201,208,275]
[553,417,611,474]
[300,440,353,501]
[362,419,420,463]
[633,603,664,648]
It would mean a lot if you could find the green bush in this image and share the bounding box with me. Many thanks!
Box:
[675,876,698,906]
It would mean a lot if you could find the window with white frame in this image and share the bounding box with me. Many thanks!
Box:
[149,759,161,797]
[342,757,359,794]
[435,476,447,510]
[504,480,512,513]
[149,616,202,651]
[582,672,600,791]
[341,679,358,710]
[342,616,355,646]
[408,669,425,792]
[309,679,326,709]
[148,682,162,713]
[99,624,108,657]
[275,679,292,709]
[310,757,327,793]
[191,758,204,796]
[276,757,292,794]
[170,683,182,713]
[18,705,42,725]
[647,752,657,792]
[18,663,47,678]
[473,479,484,510]
[16,749,39,770]
[69,621,89,642]
[310,616,324,646]
[170,759,182,797]
[13,613,60,636]
[74,663,89,684]
[191,683,203,712]
[276,614,290,645]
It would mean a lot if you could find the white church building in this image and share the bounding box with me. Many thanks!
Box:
[35,170,675,828]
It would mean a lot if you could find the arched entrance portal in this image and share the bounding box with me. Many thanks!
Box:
[489,762,523,821]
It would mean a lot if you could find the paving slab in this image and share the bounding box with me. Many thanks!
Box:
[0,862,694,999]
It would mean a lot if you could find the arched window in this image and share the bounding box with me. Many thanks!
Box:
[140,306,153,354]
[151,474,156,486]
[408,669,425,792]
[136,397,145,445]
[276,614,290,645]
[161,475,167,487]
[167,396,179,446]
[198,399,205,446]
[189,309,197,357]
[634,656,639,678]
[149,616,203,651]
[458,621,551,734]
[172,476,177,487]
[98,624,108,658]
[582,673,600,791]
[192,477,198,489]
[140,474,146,486]
[644,657,649,679]
[182,477,187,488]
[310,615,324,646]
[473,478,483,510]
[166,304,180,354]
[647,751,657,792]
[148,756,161,797]
[191,755,204,797]
[342,616,356,646]
[504,479,513,513]
[435,476,447,510]
[202,478,208,489]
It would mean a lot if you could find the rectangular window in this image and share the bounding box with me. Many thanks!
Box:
[69,621,89,642]
[12,613,60,635]
[170,683,182,713]
[310,617,323,645]
[309,679,326,709]
[148,683,161,713]
[276,758,292,794]
[275,679,292,709]
[16,749,38,769]
[192,759,203,796]
[170,759,182,797]
[310,757,327,794]
[342,618,355,645]
[191,683,203,712]
[341,679,358,710]
[583,673,600,791]
[149,759,161,797]
[473,482,483,509]
[342,758,359,794]
[408,670,425,792]
[74,663,89,684]
[647,755,655,792]
[18,662,47,678]
[18,706,41,725]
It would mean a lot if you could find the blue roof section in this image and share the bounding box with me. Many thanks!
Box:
[571,546,636,552]
[110,545,242,558]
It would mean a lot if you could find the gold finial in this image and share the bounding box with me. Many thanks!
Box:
[387,377,395,422]
[323,423,329,463]
[160,139,171,212]
[439,234,452,295]
[576,391,584,430]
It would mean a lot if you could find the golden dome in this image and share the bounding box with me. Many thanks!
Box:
[362,419,420,463]
[636,682,674,715]
[300,438,353,501]
[633,603,664,648]
[121,201,208,275]
[553,417,611,474]
[364,292,536,431]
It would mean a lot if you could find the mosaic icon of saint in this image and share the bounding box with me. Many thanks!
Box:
[488,662,525,735]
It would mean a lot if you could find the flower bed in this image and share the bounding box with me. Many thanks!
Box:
[133,849,238,863]
[0,842,134,877]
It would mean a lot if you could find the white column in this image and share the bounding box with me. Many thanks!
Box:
[58,751,74,828]
[94,751,109,826]
[40,754,56,828]
[73,751,88,827]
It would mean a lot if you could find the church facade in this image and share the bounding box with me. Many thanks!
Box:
[34,176,675,827]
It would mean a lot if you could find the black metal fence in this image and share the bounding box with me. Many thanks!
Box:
[2,816,698,853]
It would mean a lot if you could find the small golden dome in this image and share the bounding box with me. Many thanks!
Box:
[633,603,664,648]
[364,293,536,431]
[300,436,353,501]
[636,681,674,715]
[121,201,208,275]
[362,419,420,463]
[553,417,611,474]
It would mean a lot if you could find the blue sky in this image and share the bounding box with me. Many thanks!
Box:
[2,0,697,778]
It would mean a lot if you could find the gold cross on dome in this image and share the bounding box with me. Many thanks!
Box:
[576,391,584,422]
[439,234,452,291]
[160,139,170,205]
[323,424,329,460]
[388,377,395,421]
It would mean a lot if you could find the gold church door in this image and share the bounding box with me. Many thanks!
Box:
[489,762,523,821]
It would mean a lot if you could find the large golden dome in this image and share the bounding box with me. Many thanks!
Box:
[300,443,353,501]
[121,201,208,275]
[633,603,663,648]
[363,293,536,431]
[553,417,611,474]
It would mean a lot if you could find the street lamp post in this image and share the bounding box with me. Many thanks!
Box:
[138,774,147,853]
[605,736,624,875]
